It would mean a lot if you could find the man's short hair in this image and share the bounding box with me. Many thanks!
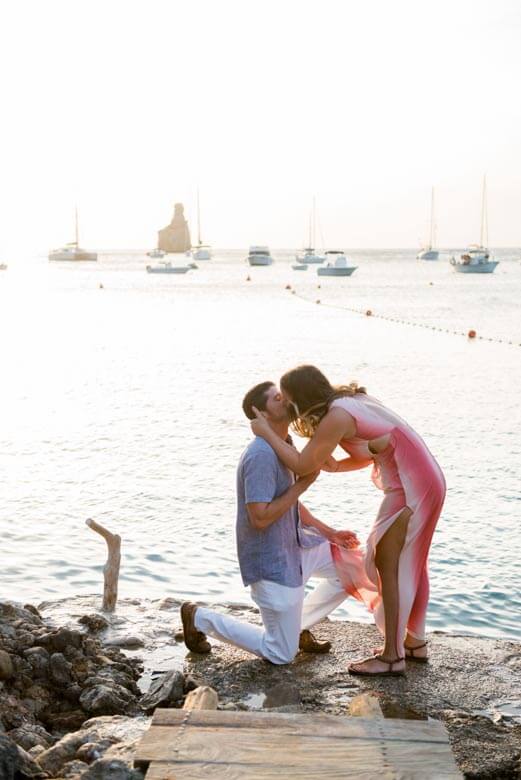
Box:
[242,381,275,420]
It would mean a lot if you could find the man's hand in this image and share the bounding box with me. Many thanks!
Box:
[296,470,319,493]
[328,529,360,550]
[250,406,271,438]
[321,455,339,473]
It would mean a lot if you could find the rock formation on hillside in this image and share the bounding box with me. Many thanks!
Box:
[157,203,191,253]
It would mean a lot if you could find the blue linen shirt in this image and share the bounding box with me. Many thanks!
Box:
[236,436,325,588]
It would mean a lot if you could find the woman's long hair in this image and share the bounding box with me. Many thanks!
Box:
[280,365,366,438]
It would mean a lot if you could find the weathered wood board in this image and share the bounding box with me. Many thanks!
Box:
[135,708,462,779]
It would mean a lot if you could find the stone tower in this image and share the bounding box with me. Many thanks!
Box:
[158,203,191,253]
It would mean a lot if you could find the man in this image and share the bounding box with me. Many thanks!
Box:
[180,381,358,665]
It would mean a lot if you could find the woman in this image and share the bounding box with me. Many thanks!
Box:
[251,365,446,676]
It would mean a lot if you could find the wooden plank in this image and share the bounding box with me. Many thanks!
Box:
[149,708,449,741]
[134,709,461,779]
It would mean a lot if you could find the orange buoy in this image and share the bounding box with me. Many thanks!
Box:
[285,284,291,290]
[366,309,372,316]
[468,329,477,339]
[291,290,296,295]
[246,275,251,281]
[316,299,321,304]
[99,283,104,289]
[317,285,321,289]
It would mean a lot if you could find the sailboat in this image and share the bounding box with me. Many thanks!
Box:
[294,198,325,266]
[450,176,499,274]
[417,187,439,260]
[49,208,98,262]
[189,190,212,261]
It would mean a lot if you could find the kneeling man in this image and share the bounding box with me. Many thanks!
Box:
[181,381,357,665]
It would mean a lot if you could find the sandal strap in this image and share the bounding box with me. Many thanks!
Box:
[375,654,404,670]
[405,642,428,657]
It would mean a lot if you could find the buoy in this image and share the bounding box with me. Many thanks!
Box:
[468,329,477,339]
[366,309,372,316]
[317,285,321,289]
[99,283,104,289]
[246,275,251,282]
[285,284,291,290]
[429,282,434,286]
[291,290,296,295]
[316,299,321,304]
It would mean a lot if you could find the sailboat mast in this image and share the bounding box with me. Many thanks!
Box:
[480,175,487,248]
[197,189,201,246]
[75,207,79,247]
[312,196,316,249]
[429,187,435,249]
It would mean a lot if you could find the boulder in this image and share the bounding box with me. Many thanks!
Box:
[80,685,135,716]
[139,670,185,714]
[0,650,14,680]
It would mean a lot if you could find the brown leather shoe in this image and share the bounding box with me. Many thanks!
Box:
[180,602,211,654]
[299,629,331,654]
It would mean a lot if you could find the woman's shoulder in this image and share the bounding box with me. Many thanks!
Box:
[329,394,364,412]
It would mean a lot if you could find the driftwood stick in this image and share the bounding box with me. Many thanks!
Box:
[86,518,121,612]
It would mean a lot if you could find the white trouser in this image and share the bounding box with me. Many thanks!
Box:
[194,541,346,665]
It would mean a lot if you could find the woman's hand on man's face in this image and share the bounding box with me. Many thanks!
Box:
[250,406,271,438]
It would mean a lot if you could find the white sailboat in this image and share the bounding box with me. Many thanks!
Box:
[450,176,499,274]
[295,198,325,265]
[49,208,98,262]
[190,190,212,261]
[417,187,439,260]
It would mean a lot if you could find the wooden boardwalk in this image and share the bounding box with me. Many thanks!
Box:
[135,708,462,779]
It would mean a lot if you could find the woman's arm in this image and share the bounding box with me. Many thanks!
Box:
[322,455,373,473]
[299,502,359,549]
[251,406,356,476]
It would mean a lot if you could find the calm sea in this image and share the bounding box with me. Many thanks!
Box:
[1,249,520,639]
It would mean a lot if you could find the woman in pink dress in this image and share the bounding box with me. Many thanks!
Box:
[251,365,446,677]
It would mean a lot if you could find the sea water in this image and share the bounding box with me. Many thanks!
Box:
[1,249,520,639]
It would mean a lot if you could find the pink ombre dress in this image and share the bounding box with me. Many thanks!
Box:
[329,394,446,654]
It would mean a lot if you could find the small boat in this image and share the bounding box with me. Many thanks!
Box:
[450,177,499,274]
[49,208,97,262]
[247,246,273,266]
[147,248,166,259]
[295,199,325,263]
[0,263,7,271]
[450,248,498,274]
[417,187,439,260]
[317,251,357,277]
[292,262,309,271]
[189,190,212,261]
[146,261,191,274]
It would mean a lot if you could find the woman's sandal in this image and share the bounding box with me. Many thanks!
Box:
[348,654,405,677]
[372,641,429,664]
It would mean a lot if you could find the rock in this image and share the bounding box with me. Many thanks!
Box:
[182,686,218,711]
[76,740,114,764]
[7,724,54,751]
[0,650,14,680]
[49,653,73,686]
[23,647,50,677]
[62,759,90,776]
[80,685,135,716]
[81,757,144,780]
[23,605,42,620]
[220,702,237,711]
[103,636,144,650]
[263,683,301,709]
[0,734,18,780]
[348,693,384,719]
[157,203,191,253]
[38,730,98,775]
[139,671,185,714]
[79,615,109,633]
[15,743,46,778]
[40,628,83,654]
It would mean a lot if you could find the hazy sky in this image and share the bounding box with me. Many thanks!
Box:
[1,0,520,252]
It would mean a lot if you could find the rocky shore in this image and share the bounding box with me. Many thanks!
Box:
[1,596,520,779]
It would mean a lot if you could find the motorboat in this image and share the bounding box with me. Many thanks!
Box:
[292,262,309,271]
[146,260,191,274]
[295,248,325,264]
[450,247,498,274]
[317,251,357,277]
[450,177,499,274]
[147,248,166,259]
[247,246,273,266]
[417,187,439,260]
[49,208,97,262]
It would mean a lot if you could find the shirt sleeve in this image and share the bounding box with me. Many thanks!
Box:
[243,449,280,504]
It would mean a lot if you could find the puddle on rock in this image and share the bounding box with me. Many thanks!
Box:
[474,700,521,725]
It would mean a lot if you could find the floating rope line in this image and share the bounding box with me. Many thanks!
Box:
[286,287,520,348]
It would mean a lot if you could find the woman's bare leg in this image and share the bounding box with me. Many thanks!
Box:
[348,507,411,674]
